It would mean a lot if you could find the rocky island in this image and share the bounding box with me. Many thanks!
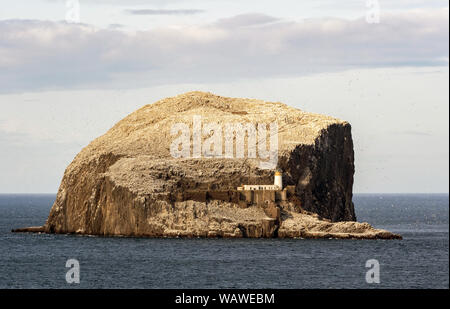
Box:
[14,91,401,239]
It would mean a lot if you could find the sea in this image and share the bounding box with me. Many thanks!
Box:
[0,194,448,289]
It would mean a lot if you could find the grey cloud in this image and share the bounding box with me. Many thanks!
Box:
[125,9,204,15]
[0,9,448,93]
[215,13,280,27]
[108,23,125,29]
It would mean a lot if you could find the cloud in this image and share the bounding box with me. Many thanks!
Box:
[108,23,125,29]
[0,8,448,93]
[215,13,280,27]
[125,9,204,15]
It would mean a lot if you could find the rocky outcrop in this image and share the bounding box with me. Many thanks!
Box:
[14,91,400,239]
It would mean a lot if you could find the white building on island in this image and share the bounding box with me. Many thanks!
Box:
[237,171,283,191]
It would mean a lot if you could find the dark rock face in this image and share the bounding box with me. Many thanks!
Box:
[280,123,356,222]
[12,92,400,239]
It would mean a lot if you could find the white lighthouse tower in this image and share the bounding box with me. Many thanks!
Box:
[274,171,283,190]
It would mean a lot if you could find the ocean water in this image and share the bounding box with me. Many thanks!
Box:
[0,194,448,289]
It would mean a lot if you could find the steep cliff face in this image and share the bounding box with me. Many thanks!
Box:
[278,123,356,222]
[29,91,398,239]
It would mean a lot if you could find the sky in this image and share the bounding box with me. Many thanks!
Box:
[0,0,448,193]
